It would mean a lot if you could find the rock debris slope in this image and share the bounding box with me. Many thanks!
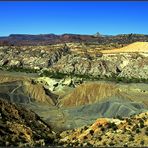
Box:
[0,98,56,147]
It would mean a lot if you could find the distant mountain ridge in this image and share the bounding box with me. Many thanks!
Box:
[0,33,148,46]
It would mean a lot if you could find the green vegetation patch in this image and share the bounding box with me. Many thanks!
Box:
[1,66,148,83]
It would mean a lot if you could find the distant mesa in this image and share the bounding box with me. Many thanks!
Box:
[0,33,148,46]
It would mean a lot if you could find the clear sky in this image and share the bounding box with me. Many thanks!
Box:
[0,2,148,36]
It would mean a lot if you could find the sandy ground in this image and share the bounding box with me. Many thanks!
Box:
[101,42,148,53]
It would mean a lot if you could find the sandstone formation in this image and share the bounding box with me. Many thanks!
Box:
[0,44,69,69]
[0,42,148,80]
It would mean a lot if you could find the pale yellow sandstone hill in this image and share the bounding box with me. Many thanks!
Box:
[59,82,148,108]
[101,42,148,53]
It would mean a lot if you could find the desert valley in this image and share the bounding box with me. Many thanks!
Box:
[0,33,148,147]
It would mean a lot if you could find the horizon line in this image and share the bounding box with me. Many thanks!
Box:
[0,32,147,37]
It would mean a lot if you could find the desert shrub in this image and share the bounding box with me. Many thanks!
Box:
[140,122,145,128]
[107,122,118,130]
[109,141,115,146]
[140,140,144,145]
[85,54,93,60]
[116,115,123,120]
[129,136,134,141]
[145,130,148,136]
[100,127,105,132]
[98,124,102,128]
[86,142,93,147]
[135,128,140,133]
[95,52,103,58]
[89,129,94,135]
[40,71,67,79]
[83,136,88,140]
[132,125,138,131]
[139,119,144,128]
[73,141,79,146]
[123,143,128,147]
[102,141,106,145]
[11,66,38,73]
[126,118,132,125]
[83,126,88,130]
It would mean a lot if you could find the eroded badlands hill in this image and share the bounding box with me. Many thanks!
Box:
[59,112,148,147]
[50,42,148,81]
[0,74,147,132]
[0,44,69,69]
[0,41,148,80]
[60,82,148,108]
[0,73,57,106]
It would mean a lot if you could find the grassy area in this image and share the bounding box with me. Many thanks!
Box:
[1,66,148,83]
[37,69,148,83]
[1,66,39,73]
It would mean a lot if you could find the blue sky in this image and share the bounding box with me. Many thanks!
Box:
[0,2,148,36]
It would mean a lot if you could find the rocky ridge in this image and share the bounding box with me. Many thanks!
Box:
[59,112,148,147]
[0,42,148,81]
[0,98,56,147]
[50,51,148,80]
[0,44,69,69]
